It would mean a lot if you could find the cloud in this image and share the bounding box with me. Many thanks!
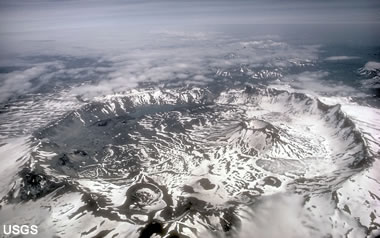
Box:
[324,56,360,61]
[361,61,380,72]
[275,71,360,97]
[240,40,287,49]
[237,194,311,238]
[0,64,50,102]
[202,193,324,238]
[151,30,210,41]
[0,57,114,102]
[64,33,320,99]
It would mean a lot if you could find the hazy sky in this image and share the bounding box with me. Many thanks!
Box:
[0,0,379,56]
[0,0,379,34]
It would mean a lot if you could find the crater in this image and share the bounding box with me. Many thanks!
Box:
[22,87,371,237]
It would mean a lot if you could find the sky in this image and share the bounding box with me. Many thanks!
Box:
[0,0,379,56]
[0,0,379,34]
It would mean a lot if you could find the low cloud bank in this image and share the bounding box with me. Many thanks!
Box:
[324,56,359,61]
